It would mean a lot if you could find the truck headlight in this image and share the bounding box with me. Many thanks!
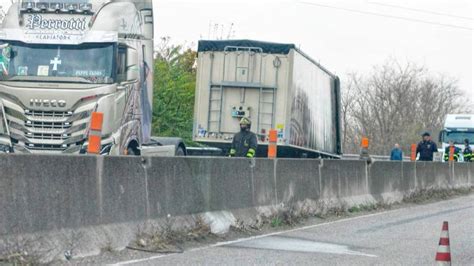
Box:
[0,102,13,153]
[79,142,112,155]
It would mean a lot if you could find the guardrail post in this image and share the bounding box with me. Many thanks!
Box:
[359,137,370,160]
[268,129,277,159]
[410,144,417,161]
[449,146,454,162]
[87,112,103,154]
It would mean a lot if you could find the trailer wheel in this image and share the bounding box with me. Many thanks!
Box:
[176,145,186,156]
[126,141,140,156]
[127,147,138,156]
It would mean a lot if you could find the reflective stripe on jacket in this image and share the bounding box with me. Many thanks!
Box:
[444,146,461,161]
[230,131,258,158]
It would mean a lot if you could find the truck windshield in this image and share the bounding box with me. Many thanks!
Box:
[444,131,474,144]
[0,41,115,84]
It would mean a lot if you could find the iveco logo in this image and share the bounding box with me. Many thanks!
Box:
[30,99,67,108]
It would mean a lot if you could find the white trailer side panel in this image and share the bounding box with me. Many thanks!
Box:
[287,50,339,155]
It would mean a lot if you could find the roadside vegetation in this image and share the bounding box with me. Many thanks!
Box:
[152,37,197,146]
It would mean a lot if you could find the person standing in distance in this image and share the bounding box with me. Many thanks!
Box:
[229,117,258,158]
[390,143,403,161]
[462,138,473,162]
[443,140,461,162]
[416,132,438,161]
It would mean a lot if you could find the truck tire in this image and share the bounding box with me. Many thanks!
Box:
[126,147,137,156]
[176,145,186,156]
[126,144,141,156]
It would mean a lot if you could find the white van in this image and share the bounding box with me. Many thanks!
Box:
[439,114,474,161]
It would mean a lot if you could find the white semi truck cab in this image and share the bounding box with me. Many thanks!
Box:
[0,0,185,155]
[439,114,474,161]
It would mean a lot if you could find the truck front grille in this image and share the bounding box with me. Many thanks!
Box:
[25,120,72,130]
[25,110,73,118]
[4,107,93,152]
[29,133,70,140]
[24,143,66,151]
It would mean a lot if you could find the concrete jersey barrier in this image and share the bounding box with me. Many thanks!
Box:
[0,154,472,261]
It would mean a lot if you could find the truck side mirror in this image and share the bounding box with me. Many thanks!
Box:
[126,47,139,81]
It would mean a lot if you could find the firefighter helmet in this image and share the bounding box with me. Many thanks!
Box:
[239,117,251,125]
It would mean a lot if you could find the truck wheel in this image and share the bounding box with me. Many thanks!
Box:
[176,146,186,156]
[127,146,140,156]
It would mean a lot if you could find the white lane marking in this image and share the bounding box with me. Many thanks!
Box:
[229,236,377,257]
[110,210,394,265]
[110,195,474,265]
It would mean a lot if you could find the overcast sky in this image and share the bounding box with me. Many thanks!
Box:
[151,0,473,102]
[1,0,472,102]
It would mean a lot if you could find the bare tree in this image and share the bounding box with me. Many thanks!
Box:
[341,75,360,153]
[342,59,470,155]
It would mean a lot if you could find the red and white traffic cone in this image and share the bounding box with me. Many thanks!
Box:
[435,221,451,265]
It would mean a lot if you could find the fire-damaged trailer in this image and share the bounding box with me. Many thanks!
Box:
[193,39,342,158]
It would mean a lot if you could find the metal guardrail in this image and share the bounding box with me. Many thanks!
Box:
[186,150,442,161]
[186,147,223,156]
[342,154,412,161]
[343,152,448,162]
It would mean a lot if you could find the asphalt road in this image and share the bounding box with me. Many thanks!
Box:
[108,194,474,265]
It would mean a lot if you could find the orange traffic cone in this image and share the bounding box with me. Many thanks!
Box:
[435,221,451,265]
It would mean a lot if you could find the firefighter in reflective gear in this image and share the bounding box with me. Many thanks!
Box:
[463,139,473,162]
[443,140,461,162]
[229,117,258,158]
